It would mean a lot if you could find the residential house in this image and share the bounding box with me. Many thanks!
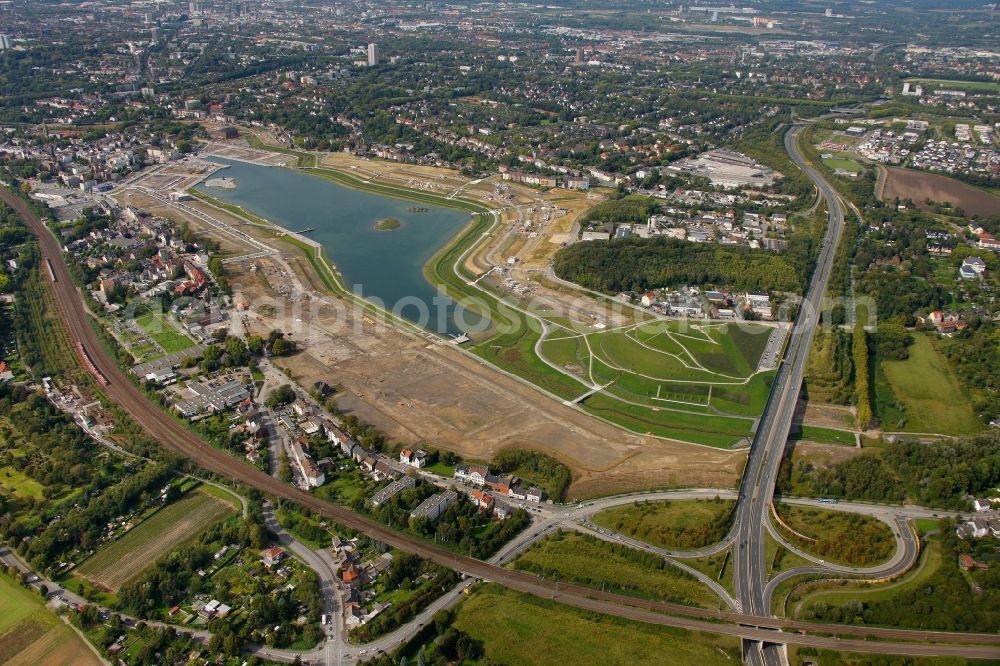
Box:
[399,448,428,468]
[957,518,992,539]
[261,546,286,567]
[526,487,546,503]
[470,489,494,511]
[978,234,1000,251]
[455,464,489,486]
[494,502,512,520]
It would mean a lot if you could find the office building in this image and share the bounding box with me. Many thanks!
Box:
[367,42,379,66]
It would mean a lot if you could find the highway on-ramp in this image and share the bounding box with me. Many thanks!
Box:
[3,185,1000,662]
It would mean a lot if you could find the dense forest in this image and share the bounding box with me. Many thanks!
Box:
[553,236,807,294]
[578,195,660,229]
[941,325,1000,425]
[779,433,1000,509]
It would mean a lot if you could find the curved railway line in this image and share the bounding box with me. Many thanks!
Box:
[3,185,999,660]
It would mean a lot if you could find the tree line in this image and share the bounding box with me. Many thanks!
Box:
[492,448,571,501]
[853,319,872,430]
[779,433,1000,509]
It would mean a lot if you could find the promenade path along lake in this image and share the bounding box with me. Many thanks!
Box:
[197,158,483,336]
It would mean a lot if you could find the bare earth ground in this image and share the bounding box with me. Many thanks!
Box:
[882,167,1000,217]
[787,441,861,470]
[797,400,856,430]
[232,257,742,499]
[122,148,745,499]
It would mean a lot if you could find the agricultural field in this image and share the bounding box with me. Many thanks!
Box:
[876,334,981,435]
[773,504,895,567]
[0,574,102,666]
[75,487,236,592]
[882,167,1000,217]
[510,531,720,608]
[452,584,742,666]
[591,498,735,550]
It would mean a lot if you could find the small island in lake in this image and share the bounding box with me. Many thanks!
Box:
[374,217,401,231]
[205,177,237,189]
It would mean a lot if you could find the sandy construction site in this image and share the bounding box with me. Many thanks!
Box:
[120,143,746,498]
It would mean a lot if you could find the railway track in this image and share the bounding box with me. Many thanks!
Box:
[3,185,999,660]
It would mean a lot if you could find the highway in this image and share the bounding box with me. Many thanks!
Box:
[5,181,1000,662]
[732,124,850,666]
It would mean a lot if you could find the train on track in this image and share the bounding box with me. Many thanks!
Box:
[45,258,57,282]
[75,341,110,386]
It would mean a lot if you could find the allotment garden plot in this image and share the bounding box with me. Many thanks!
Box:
[74,488,236,592]
[540,320,780,426]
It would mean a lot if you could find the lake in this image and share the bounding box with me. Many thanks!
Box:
[196,158,483,336]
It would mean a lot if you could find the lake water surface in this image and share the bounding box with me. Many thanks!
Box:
[197,158,482,336]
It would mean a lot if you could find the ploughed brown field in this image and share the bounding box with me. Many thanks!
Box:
[882,167,1000,216]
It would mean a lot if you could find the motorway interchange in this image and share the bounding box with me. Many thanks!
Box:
[5,123,1000,665]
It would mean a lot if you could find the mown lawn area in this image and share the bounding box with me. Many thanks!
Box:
[774,504,895,567]
[452,584,741,666]
[0,465,45,500]
[904,77,1000,93]
[581,392,755,448]
[510,531,719,608]
[134,309,195,354]
[877,334,981,435]
[821,155,863,173]
[0,573,39,635]
[787,646,972,666]
[791,425,856,446]
[592,498,735,550]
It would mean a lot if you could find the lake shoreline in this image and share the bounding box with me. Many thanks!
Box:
[194,155,488,336]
